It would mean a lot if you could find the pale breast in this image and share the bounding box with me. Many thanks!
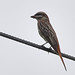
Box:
[37,22,48,42]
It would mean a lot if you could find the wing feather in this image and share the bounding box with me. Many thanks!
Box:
[38,21,58,51]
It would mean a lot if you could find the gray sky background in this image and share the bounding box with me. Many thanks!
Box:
[0,0,75,75]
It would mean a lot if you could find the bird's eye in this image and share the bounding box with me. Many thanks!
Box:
[35,15,42,19]
[36,15,42,18]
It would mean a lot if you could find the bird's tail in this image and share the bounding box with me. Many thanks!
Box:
[57,46,67,71]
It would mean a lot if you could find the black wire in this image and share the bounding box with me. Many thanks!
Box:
[0,32,75,61]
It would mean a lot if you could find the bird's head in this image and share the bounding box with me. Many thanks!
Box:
[31,11,49,21]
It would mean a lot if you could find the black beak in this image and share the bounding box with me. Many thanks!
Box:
[31,15,36,18]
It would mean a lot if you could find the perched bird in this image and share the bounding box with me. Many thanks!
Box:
[31,11,67,71]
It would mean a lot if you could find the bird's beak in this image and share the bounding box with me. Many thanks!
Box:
[31,15,36,18]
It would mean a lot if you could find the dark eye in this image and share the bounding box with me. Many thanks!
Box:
[34,12,44,19]
[36,15,42,18]
[35,13,43,18]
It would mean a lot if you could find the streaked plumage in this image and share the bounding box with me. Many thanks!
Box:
[31,11,67,71]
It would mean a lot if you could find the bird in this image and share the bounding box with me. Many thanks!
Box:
[31,11,67,71]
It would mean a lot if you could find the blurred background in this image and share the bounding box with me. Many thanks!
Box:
[0,0,75,75]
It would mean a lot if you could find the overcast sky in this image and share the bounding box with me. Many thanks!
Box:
[0,0,75,75]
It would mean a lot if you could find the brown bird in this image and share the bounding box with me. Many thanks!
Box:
[31,11,67,71]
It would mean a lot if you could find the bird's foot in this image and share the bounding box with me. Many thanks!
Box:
[41,42,48,47]
[49,46,51,49]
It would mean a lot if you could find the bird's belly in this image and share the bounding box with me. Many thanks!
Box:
[38,29,48,42]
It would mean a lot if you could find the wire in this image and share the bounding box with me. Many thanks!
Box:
[0,32,75,61]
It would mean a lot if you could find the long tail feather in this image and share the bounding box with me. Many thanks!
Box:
[57,46,67,71]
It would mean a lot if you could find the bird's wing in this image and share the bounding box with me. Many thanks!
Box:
[39,21,58,51]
